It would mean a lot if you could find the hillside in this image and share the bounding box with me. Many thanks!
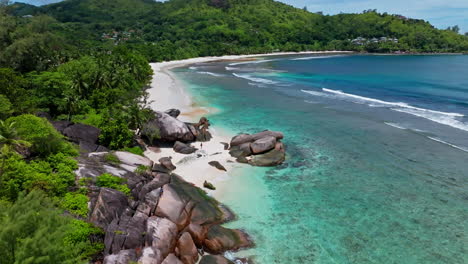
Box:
[10,0,468,62]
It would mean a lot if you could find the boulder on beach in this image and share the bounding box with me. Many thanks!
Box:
[251,136,276,154]
[142,111,195,143]
[208,161,227,171]
[228,142,252,158]
[203,181,216,190]
[248,147,285,167]
[230,130,283,147]
[159,157,177,171]
[173,141,198,154]
[162,254,184,264]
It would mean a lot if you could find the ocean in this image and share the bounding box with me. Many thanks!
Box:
[173,54,468,264]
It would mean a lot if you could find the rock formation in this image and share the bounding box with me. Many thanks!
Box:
[77,150,252,264]
[229,130,285,166]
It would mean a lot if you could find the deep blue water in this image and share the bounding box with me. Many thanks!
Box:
[174,55,468,264]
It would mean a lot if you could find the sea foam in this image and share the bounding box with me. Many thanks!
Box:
[229,59,276,66]
[301,88,468,132]
[291,55,347,61]
[197,71,224,77]
[427,137,468,153]
[233,73,279,85]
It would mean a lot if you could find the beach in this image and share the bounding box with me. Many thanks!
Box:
[144,51,351,199]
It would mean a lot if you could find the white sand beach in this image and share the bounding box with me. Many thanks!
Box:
[144,51,351,199]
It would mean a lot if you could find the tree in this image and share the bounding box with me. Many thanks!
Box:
[0,190,98,263]
[0,120,31,150]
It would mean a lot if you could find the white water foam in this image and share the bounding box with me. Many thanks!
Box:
[233,73,279,85]
[225,66,238,71]
[427,137,468,153]
[229,59,276,66]
[189,66,198,70]
[384,122,408,130]
[291,55,348,61]
[197,71,224,77]
[301,88,468,132]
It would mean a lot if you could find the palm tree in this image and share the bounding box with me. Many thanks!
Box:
[0,120,31,149]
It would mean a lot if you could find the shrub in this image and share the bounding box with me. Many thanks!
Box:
[61,192,89,217]
[7,114,78,157]
[104,153,120,164]
[96,173,130,195]
[0,191,97,263]
[121,146,144,156]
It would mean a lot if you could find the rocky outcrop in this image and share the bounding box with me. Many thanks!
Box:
[199,255,234,264]
[52,121,108,152]
[165,109,181,118]
[173,141,198,154]
[229,130,285,166]
[203,225,252,254]
[82,151,249,264]
[142,111,196,143]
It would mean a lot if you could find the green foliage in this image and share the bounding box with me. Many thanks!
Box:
[64,219,104,260]
[121,146,144,156]
[104,152,120,164]
[0,149,78,200]
[135,164,149,174]
[60,192,89,217]
[96,173,130,195]
[0,94,12,118]
[0,191,96,264]
[6,114,77,157]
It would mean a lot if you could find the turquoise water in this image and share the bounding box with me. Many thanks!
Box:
[174,55,468,264]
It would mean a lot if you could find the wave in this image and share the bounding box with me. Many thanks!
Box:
[301,88,468,132]
[229,59,276,66]
[233,73,279,85]
[384,122,407,130]
[391,108,468,132]
[427,137,468,153]
[225,66,238,71]
[322,88,464,117]
[292,55,347,61]
[197,71,224,77]
[189,66,198,70]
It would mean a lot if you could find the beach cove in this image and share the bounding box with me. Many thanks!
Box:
[150,53,468,264]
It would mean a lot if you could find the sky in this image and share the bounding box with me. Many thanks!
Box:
[13,0,468,34]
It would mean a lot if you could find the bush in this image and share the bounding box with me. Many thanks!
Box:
[7,114,78,157]
[61,192,89,217]
[0,191,98,263]
[96,173,130,195]
[104,153,120,164]
[0,149,78,201]
[121,146,144,156]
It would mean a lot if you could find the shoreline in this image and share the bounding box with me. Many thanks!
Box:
[144,50,352,200]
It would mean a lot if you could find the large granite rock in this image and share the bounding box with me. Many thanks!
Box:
[52,120,73,133]
[103,249,137,264]
[142,111,195,143]
[146,216,179,258]
[165,109,181,118]
[104,209,148,254]
[230,131,283,147]
[63,123,101,144]
[175,232,198,264]
[162,254,184,264]
[251,136,276,154]
[203,225,252,254]
[139,247,164,264]
[173,141,198,154]
[228,143,252,158]
[248,144,285,167]
[199,255,234,264]
[159,157,177,171]
[114,151,153,168]
[155,185,192,229]
[89,188,129,229]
